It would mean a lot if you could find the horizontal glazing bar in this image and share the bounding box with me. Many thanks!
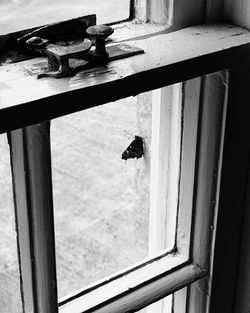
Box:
[59,262,206,313]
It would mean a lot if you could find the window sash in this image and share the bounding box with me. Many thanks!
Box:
[8,69,229,313]
[56,71,229,313]
[0,24,248,134]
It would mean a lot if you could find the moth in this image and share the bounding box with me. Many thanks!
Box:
[121,136,144,160]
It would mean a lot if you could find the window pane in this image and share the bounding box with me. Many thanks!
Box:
[0,135,22,313]
[0,0,130,34]
[51,93,152,298]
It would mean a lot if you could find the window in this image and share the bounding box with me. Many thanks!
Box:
[1,0,250,313]
[0,0,130,33]
[51,93,153,299]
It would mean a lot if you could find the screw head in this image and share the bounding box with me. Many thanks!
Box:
[25,36,49,47]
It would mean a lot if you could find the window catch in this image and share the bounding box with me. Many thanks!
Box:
[19,24,144,79]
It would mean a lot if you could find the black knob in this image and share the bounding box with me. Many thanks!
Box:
[86,25,114,62]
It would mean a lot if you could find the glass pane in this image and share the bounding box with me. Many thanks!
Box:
[0,0,130,34]
[0,135,22,313]
[51,93,152,298]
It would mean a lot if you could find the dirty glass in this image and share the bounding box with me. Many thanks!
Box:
[51,92,152,299]
[0,135,22,313]
[0,0,130,34]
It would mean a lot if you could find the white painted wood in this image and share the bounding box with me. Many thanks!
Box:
[9,129,35,313]
[169,77,201,313]
[192,72,229,269]
[147,0,208,310]
[9,122,58,313]
[184,5,228,313]
[149,84,182,255]
[224,0,250,29]
[59,252,187,308]
[187,71,229,313]
[173,288,187,312]
[146,3,207,313]
[0,24,249,133]
[148,84,182,313]
[150,0,208,313]
[169,2,224,311]
[59,262,206,313]
[176,78,201,255]
[168,1,207,310]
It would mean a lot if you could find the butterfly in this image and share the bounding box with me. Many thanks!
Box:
[121,136,144,160]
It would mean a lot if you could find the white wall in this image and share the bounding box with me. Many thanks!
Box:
[224,0,250,28]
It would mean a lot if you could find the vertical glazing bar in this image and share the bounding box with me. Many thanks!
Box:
[8,122,58,313]
[148,85,182,313]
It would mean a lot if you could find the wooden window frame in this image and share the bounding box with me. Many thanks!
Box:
[1,1,249,313]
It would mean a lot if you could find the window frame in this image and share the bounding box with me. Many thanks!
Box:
[1,0,249,313]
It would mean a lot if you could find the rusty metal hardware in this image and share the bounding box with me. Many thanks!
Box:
[43,39,92,76]
[122,136,144,161]
[24,36,50,57]
[0,15,96,66]
[20,23,144,79]
[17,16,93,52]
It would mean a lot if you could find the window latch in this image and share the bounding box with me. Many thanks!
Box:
[17,24,144,79]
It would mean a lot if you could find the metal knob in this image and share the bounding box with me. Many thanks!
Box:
[86,25,114,62]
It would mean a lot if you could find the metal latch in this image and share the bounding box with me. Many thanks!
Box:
[18,24,144,78]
